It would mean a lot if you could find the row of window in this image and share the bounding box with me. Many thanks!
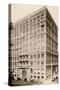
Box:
[19,53,44,59]
[10,53,44,61]
[30,75,44,79]
[14,13,45,31]
[11,73,44,80]
[10,48,45,56]
[18,61,44,66]
[11,23,45,39]
[10,34,45,47]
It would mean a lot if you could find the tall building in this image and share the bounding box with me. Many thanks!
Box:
[9,6,58,84]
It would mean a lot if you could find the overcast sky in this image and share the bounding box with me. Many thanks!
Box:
[11,4,58,26]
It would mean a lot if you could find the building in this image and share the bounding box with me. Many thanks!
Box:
[9,6,58,84]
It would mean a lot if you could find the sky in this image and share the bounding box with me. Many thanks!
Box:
[11,4,58,26]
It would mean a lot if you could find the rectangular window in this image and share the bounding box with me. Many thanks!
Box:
[41,24,44,28]
[41,53,44,58]
[30,61,33,65]
[37,54,40,58]
[34,76,36,78]
[31,68,33,73]
[37,76,40,79]
[34,54,36,58]
[33,17,36,24]
[41,76,44,78]
[31,55,33,59]
[30,19,33,26]
[37,16,40,22]
[41,24,44,33]
[41,13,44,19]
[41,61,44,65]
[37,23,40,28]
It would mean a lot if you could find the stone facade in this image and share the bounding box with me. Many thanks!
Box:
[9,6,58,84]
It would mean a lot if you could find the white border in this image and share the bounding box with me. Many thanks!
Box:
[0,0,60,90]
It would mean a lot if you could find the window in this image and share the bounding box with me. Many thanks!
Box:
[37,54,40,58]
[34,76,36,78]
[37,23,40,28]
[41,68,44,71]
[23,55,25,59]
[41,34,44,38]
[41,61,44,65]
[33,17,36,24]
[37,61,40,65]
[26,21,29,27]
[37,76,40,79]
[34,54,36,59]
[31,68,33,73]
[30,61,33,65]
[20,24,22,30]
[26,61,28,64]
[38,72,40,74]
[20,56,22,59]
[41,13,44,19]
[23,23,25,29]
[26,55,28,59]
[41,53,44,58]
[37,16,40,22]
[15,74,16,77]
[41,24,44,33]
[30,19,33,26]
[31,55,33,59]
[41,76,44,78]
[41,24,44,28]
[37,29,40,34]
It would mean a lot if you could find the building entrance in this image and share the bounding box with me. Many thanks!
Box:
[22,69,27,81]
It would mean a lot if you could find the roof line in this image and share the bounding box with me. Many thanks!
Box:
[13,6,47,25]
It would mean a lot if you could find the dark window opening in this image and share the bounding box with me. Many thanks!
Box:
[41,24,44,27]
[41,76,44,78]
[31,68,33,73]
